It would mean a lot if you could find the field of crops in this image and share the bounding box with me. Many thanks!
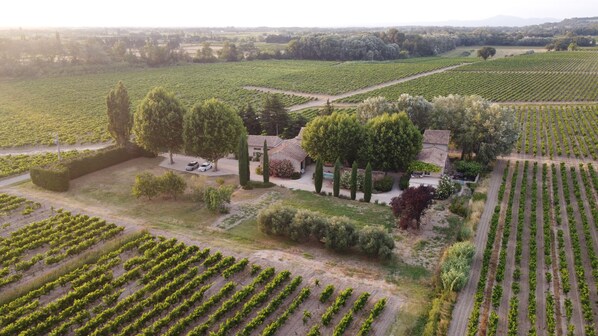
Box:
[466,161,598,336]
[0,195,394,335]
[0,150,85,179]
[0,58,471,149]
[294,107,357,121]
[514,104,598,159]
[451,51,598,73]
[339,71,598,103]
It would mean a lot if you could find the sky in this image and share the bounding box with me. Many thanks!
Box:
[0,0,595,28]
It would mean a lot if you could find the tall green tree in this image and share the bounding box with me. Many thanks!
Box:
[260,94,288,136]
[133,87,185,164]
[477,46,496,60]
[238,104,261,135]
[218,41,239,62]
[183,98,244,171]
[238,134,249,187]
[366,112,422,171]
[350,161,358,200]
[356,96,395,123]
[333,158,341,197]
[302,112,371,166]
[262,140,270,183]
[314,160,323,193]
[106,81,132,146]
[364,162,372,203]
[395,93,433,132]
[195,42,216,63]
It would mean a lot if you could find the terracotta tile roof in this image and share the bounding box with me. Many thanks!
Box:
[269,139,307,163]
[423,130,450,146]
[247,135,283,148]
[416,147,448,168]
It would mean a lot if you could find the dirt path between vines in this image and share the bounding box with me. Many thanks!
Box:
[244,63,469,111]
[448,160,506,336]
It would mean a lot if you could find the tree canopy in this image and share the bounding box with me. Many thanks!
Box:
[301,112,371,165]
[395,94,433,132]
[356,96,394,123]
[260,95,288,136]
[366,112,422,171]
[390,185,436,230]
[431,95,519,164]
[133,87,185,164]
[476,46,496,60]
[106,81,132,146]
[238,103,261,135]
[183,98,245,171]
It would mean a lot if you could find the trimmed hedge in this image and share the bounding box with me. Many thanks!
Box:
[30,164,70,192]
[31,145,155,191]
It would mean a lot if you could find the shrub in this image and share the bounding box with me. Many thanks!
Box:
[160,171,186,199]
[358,226,395,259]
[292,209,327,242]
[454,160,483,179]
[449,196,469,217]
[440,242,475,292]
[204,185,235,213]
[436,175,456,200]
[269,159,295,178]
[398,174,410,190]
[30,164,69,192]
[132,172,161,199]
[340,171,364,191]
[291,172,302,180]
[375,175,395,192]
[325,216,359,251]
[257,204,298,235]
[256,165,263,175]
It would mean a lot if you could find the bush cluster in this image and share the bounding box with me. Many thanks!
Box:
[31,145,154,192]
[375,175,395,192]
[439,241,475,292]
[269,159,295,178]
[454,160,483,179]
[257,204,394,259]
[132,171,187,200]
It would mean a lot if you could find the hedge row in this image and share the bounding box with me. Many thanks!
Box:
[257,204,395,259]
[31,145,155,191]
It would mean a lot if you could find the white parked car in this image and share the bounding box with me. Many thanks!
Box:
[198,162,213,172]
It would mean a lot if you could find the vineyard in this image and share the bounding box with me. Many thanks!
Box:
[295,107,356,121]
[0,193,395,335]
[0,150,85,179]
[0,58,468,149]
[465,161,598,336]
[514,104,598,159]
[338,71,598,103]
[451,51,598,73]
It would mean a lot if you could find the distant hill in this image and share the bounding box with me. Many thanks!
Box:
[407,15,559,27]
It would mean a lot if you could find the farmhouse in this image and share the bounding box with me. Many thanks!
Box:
[268,138,309,174]
[247,135,283,159]
[409,130,450,188]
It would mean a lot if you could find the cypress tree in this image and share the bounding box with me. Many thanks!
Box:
[364,162,372,202]
[245,138,251,184]
[314,160,323,193]
[350,161,358,200]
[263,140,270,183]
[333,158,341,197]
[238,135,249,187]
[106,81,132,146]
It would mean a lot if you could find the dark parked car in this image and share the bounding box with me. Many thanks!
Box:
[186,161,199,171]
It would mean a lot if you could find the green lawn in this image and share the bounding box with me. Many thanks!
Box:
[282,190,395,229]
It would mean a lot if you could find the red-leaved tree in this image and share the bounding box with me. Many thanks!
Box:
[390,185,436,229]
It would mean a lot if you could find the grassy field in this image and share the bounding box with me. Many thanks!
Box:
[440,45,547,59]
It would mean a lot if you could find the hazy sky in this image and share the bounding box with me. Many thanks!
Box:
[1,0,595,27]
